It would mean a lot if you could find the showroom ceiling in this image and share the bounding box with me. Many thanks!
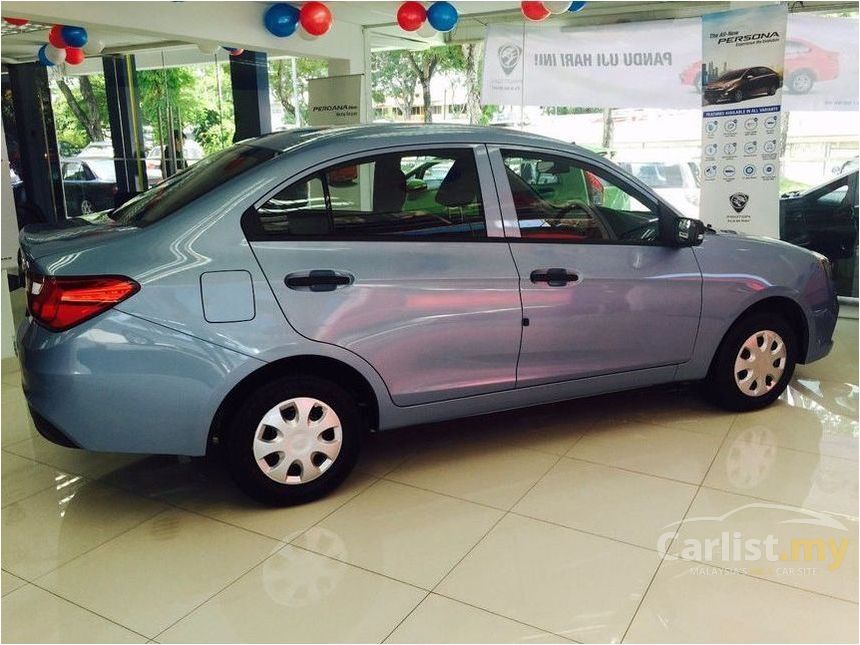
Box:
[1,0,856,67]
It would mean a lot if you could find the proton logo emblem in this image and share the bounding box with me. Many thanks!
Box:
[498,43,522,76]
[730,192,749,213]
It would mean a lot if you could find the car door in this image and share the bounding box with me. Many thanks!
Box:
[489,146,702,386]
[245,145,523,406]
[802,172,859,260]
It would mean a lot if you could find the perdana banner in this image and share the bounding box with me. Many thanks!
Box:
[307,74,362,126]
[699,4,788,237]
[481,15,857,111]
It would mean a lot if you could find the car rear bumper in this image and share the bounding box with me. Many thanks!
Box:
[16,309,264,456]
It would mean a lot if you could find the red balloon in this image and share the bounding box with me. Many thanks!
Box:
[397,1,426,32]
[65,47,85,65]
[49,24,68,48]
[3,17,29,26]
[300,1,332,36]
[521,1,550,21]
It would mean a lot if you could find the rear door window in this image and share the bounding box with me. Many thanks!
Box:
[247,149,486,240]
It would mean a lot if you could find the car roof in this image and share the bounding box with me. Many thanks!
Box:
[244,123,593,159]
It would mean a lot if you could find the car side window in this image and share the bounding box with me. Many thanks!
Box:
[63,162,85,181]
[812,180,851,213]
[251,149,486,239]
[500,151,660,243]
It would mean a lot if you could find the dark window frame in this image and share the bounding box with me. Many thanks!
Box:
[243,147,491,242]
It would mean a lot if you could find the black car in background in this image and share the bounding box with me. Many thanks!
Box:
[61,158,117,217]
[703,66,782,105]
[781,170,858,297]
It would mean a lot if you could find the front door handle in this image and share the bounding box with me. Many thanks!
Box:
[530,268,579,287]
[285,270,353,292]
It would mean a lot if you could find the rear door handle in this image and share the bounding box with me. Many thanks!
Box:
[285,270,353,292]
[530,268,579,287]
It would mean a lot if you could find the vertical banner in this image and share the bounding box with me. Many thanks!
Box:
[699,5,788,237]
[307,74,362,126]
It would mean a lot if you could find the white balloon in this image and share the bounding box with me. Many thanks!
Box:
[298,27,317,41]
[83,39,104,55]
[197,42,219,55]
[544,1,572,13]
[45,43,66,65]
[416,22,436,38]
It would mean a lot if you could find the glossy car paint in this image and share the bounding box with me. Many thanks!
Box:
[17,125,838,456]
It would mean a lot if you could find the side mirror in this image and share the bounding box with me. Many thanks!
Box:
[406,178,428,193]
[673,217,705,246]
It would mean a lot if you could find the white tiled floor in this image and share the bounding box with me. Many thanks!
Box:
[1,319,857,643]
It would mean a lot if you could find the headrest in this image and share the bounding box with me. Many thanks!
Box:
[373,157,407,213]
[436,157,477,207]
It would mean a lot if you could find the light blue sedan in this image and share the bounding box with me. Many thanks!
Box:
[16,124,838,505]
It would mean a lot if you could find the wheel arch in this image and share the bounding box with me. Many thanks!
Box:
[709,295,809,375]
[207,355,380,453]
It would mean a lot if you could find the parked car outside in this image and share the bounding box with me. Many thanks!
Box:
[703,66,782,105]
[61,158,117,217]
[617,160,700,218]
[17,124,838,505]
[681,38,839,95]
[781,170,858,297]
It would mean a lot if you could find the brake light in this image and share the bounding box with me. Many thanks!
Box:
[26,274,139,331]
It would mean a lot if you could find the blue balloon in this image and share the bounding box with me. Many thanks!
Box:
[568,1,586,11]
[264,3,300,37]
[37,44,54,66]
[61,25,88,48]
[427,1,458,32]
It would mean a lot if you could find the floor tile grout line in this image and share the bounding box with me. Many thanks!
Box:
[151,542,289,641]
[286,541,430,593]
[286,475,388,547]
[695,482,860,521]
[618,411,737,643]
[30,506,177,586]
[15,500,166,585]
[18,580,154,642]
[667,554,860,606]
[426,590,584,644]
[415,440,580,643]
[559,453,711,487]
[381,440,577,644]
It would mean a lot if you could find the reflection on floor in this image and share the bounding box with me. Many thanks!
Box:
[1,319,857,643]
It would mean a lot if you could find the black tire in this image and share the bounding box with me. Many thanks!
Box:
[705,313,797,412]
[225,376,363,506]
[733,89,744,102]
[767,84,777,96]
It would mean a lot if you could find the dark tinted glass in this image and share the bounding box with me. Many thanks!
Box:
[112,144,277,227]
[251,149,486,239]
[501,151,660,243]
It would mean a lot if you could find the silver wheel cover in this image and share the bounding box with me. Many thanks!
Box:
[253,397,343,485]
[734,329,788,397]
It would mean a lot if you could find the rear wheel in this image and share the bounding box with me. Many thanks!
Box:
[705,313,797,412]
[225,376,362,505]
[788,70,814,94]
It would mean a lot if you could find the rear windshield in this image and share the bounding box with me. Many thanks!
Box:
[111,144,277,227]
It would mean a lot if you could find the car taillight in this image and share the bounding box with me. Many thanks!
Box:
[26,274,139,332]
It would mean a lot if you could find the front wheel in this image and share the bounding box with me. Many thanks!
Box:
[225,376,363,506]
[705,313,797,412]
